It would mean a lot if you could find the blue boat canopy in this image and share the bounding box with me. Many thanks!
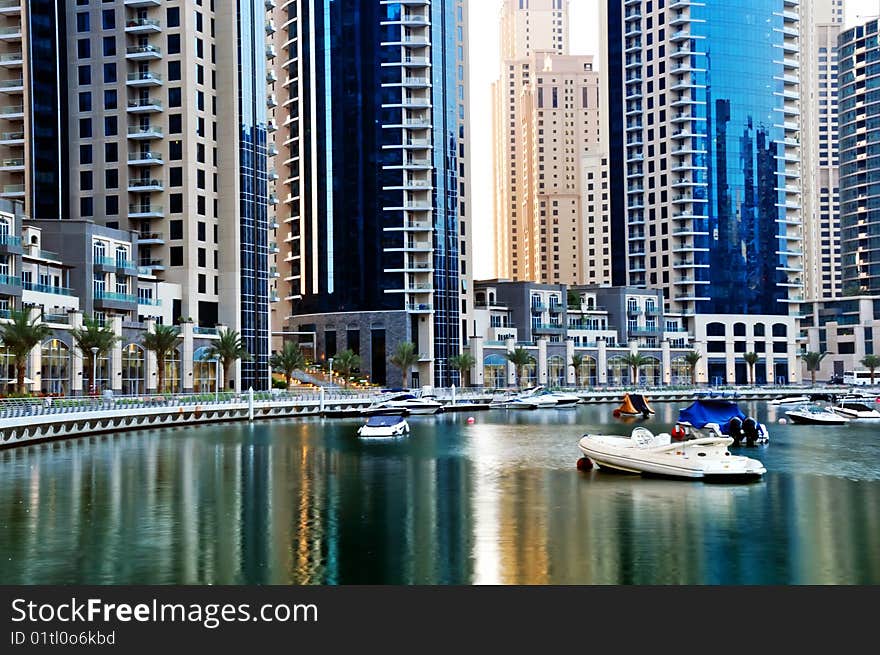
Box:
[365,415,405,427]
[678,399,746,428]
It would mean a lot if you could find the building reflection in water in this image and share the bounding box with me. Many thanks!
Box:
[0,410,879,584]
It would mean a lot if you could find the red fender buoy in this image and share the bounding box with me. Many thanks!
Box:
[612,409,622,418]
[671,425,686,440]
[577,457,593,471]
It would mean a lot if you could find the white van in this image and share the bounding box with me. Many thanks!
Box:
[843,370,875,386]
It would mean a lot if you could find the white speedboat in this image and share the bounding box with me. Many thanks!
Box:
[357,414,410,438]
[518,385,580,407]
[488,397,538,410]
[832,400,880,419]
[362,393,444,416]
[577,427,765,480]
[769,395,812,406]
[785,404,850,425]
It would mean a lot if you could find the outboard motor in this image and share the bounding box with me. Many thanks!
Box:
[728,416,744,446]
[743,417,760,447]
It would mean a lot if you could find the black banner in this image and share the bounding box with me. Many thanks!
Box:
[0,586,873,651]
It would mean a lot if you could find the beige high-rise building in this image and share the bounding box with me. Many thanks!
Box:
[57,0,276,389]
[801,0,844,302]
[492,0,609,286]
[0,1,29,212]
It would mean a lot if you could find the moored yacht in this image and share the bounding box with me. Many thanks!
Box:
[361,393,444,416]
[832,400,880,419]
[785,404,850,425]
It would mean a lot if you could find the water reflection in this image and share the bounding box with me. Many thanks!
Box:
[0,405,878,584]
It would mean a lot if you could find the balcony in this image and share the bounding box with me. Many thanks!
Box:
[137,232,164,245]
[0,51,22,67]
[0,104,22,120]
[0,78,23,93]
[129,204,163,218]
[128,150,164,166]
[124,0,161,6]
[0,233,21,254]
[128,178,164,192]
[125,17,161,33]
[127,97,163,113]
[0,130,23,145]
[94,291,138,308]
[0,157,23,171]
[0,273,20,292]
[406,303,433,313]
[126,44,162,60]
[127,124,163,139]
[126,71,163,87]
[22,281,73,296]
[0,25,22,41]
[0,183,24,197]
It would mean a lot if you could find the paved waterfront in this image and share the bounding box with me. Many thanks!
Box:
[0,402,878,584]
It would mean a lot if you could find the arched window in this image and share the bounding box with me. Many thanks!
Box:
[706,322,726,337]
[193,346,218,393]
[753,323,766,337]
[121,343,145,395]
[93,240,106,263]
[163,348,181,393]
[483,354,507,388]
[734,322,747,337]
[41,339,70,396]
[607,356,631,386]
[575,355,597,387]
[547,355,566,387]
[772,323,787,338]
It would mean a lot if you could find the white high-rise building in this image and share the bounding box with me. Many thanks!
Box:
[492,0,609,286]
[801,0,845,302]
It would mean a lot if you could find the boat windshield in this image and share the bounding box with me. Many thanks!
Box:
[365,416,404,427]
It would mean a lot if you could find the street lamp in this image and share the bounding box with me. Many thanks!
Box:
[328,357,334,385]
[90,346,99,395]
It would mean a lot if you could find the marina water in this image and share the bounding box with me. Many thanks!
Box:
[1,401,878,584]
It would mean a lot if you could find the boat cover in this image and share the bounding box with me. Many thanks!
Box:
[616,394,638,415]
[678,399,746,429]
[365,415,405,427]
[630,394,654,414]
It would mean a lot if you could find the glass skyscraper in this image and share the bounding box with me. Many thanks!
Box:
[839,19,880,296]
[605,0,803,319]
[275,1,472,388]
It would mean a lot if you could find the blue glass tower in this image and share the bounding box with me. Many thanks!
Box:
[237,0,271,389]
[280,1,469,388]
[607,0,803,319]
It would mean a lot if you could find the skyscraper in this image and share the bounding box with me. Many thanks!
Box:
[801,0,844,302]
[273,1,472,389]
[0,0,67,220]
[839,17,880,295]
[492,0,609,286]
[604,0,804,321]
[59,0,273,389]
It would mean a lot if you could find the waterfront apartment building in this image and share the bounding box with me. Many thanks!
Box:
[492,0,610,286]
[801,0,844,301]
[0,0,67,219]
[838,18,880,296]
[275,1,472,389]
[802,295,880,381]
[603,1,805,325]
[469,278,798,387]
[54,0,274,389]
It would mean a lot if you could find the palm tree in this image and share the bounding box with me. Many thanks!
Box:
[622,352,652,386]
[205,328,250,390]
[743,352,759,386]
[570,353,585,387]
[270,342,307,389]
[449,352,476,387]
[684,350,703,386]
[800,351,829,387]
[0,308,51,394]
[141,324,181,394]
[70,315,120,394]
[504,347,534,388]
[861,354,880,385]
[390,341,419,387]
[332,349,361,388]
